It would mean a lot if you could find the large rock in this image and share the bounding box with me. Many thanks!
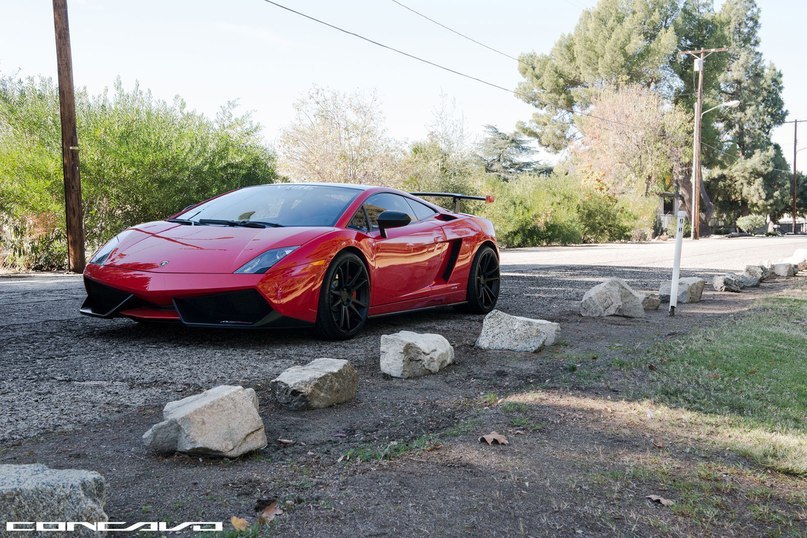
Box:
[0,464,107,536]
[580,278,645,318]
[380,331,454,378]
[772,263,796,277]
[659,277,706,304]
[475,310,559,352]
[272,358,358,409]
[788,248,807,270]
[713,273,742,293]
[143,385,267,457]
[745,264,771,282]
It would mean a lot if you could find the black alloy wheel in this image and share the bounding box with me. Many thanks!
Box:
[316,251,370,339]
[462,245,500,314]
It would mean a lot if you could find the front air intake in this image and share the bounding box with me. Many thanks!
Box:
[173,289,275,327]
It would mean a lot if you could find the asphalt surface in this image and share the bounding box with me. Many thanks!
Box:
[1,236,804,443]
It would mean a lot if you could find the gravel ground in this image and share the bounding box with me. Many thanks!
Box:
[0,237,805,536]
[1,237,803,442]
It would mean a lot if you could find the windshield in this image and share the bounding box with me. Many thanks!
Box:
[175,184,361,227]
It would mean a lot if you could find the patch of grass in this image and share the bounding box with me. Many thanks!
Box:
[443,417,483,437]
[482,392,499,406]
[610,358,631,369]
[644,293,807,476]
[341,434,438,463]
[500,401,529,414]
[508,416,545,431]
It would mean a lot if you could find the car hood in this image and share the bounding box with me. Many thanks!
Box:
[103,221,333,274]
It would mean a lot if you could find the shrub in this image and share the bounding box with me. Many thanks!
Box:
[0,75,278,270]
[736,214,767,233]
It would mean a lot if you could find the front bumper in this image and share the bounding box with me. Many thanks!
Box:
[80,265,310,328]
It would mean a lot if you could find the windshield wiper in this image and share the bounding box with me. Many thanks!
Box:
[198,218,282,228]
[167,218,196,225]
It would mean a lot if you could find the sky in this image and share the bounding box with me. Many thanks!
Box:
[0,0,804,171]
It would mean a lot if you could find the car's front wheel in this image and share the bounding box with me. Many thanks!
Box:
[315,251,370,340]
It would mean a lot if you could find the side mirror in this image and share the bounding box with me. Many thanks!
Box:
[377,210,411,238]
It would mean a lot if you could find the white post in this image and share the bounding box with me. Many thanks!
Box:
[669,211,686,316]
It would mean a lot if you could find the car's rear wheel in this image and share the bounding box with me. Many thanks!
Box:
[316,251,370,340]
[460,245,500,314]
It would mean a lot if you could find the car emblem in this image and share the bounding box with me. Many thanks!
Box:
[160,260,169,267]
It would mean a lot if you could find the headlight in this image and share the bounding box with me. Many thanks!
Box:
[89,231,131,266]
[235,246,299,274]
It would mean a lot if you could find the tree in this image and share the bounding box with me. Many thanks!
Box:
[703,0,788,220]
[476,125,546,180]
[574,85,690,197]
[277,86,402,184]
[516,0,681,151]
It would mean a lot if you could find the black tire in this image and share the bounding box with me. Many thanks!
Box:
[315,251,371,340]
[459,245,500,314]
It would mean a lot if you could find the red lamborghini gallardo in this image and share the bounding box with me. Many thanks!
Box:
[81,183,500,339]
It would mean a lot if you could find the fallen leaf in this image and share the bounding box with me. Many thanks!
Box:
[706,372,720,379]
[257,500,283,525]
[647,363,657,371]
[652,438,666,449]
[425,443,443,452]
[646,495,675,506]
[479,431,509,445]
[230,516,250,531]
[277,438,295,446]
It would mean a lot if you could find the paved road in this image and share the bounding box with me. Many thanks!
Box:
[502,236,807,271]
[0,236,804,443]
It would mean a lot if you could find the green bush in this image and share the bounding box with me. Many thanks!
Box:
[481,174,636,247]
[0,75,278,270]
[736,214,767,233]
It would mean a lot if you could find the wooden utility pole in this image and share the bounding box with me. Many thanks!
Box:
[680,47,727,240]
[784,119,804,234]
[53,0,85,272]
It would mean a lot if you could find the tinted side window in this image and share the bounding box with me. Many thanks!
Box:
[347,207,368,231]
[364,193,417,230]
[406,198,437,221]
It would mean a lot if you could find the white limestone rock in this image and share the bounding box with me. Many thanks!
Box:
[659,277,706,304]
[713,273,743,292]
[641,292,661,310]
[745,264,771,282]
[580,278,645,318]
[0,464,107,537]
[380,331,454,378]
[143,385,267,457]
[475,310,559,352]
[272,358,358,409]
[772,263,796,277]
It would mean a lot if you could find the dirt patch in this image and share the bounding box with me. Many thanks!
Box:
[1,268,805,536]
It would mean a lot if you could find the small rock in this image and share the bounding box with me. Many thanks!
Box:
[380,331,454,379]
[659,277,706,303]
[580,278,645,318]
[272,358,358,409]
[0,464,107,536]
[475,309,559,352]
[772,263,796,277]
[713,273,742,292]
[641,292,661,310]
[738,272,761,288]
[143,385,267,457]
[745,264,771,282]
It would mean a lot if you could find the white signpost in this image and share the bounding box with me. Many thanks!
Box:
[669,211,687,316]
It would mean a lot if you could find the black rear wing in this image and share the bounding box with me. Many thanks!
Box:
[410,192,495,213]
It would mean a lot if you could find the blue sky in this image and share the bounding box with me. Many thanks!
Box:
[0,0,803,170]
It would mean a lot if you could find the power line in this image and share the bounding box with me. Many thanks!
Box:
[389,0,521,63]
[261,0,515,95]
[260,0,634,132]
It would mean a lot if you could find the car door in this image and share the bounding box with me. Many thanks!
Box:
[361,193,448,305]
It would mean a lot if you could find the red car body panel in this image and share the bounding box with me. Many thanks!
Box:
[81,185,497,327]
